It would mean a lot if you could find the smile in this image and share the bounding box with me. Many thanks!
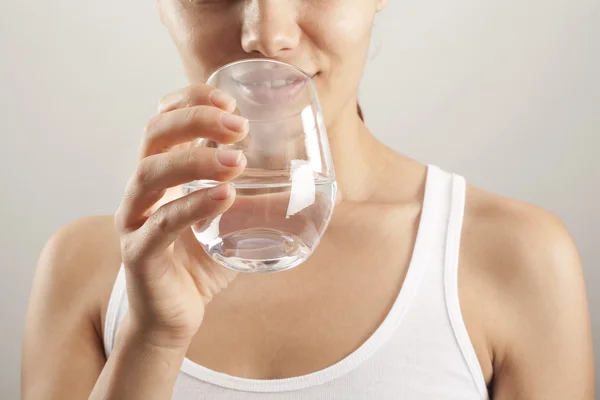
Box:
[233,70,315,105]
[240,78,302,89]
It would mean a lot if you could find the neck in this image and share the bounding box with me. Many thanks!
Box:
[325,102,386,203]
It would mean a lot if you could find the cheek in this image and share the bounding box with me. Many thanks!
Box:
[308,4,374,57]
[306,5,375,108]
[162,3,241,82]
[186,30,242,81]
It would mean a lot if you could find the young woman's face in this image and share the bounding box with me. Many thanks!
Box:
[159,0,386,125]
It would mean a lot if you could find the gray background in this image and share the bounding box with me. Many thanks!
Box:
[1,0,598,398]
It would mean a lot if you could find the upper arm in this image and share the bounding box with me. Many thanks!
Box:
[463,193,594,399]
[22,216,120,399]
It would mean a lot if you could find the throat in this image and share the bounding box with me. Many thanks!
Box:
[328,125,390,203]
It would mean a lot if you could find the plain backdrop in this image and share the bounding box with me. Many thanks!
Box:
[1,0,598,398]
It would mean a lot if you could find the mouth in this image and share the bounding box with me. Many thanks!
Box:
[233,69,317,105]
[238,78,303,89]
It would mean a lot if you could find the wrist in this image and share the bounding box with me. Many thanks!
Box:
[96,315,188,400]
[117,314,193,354]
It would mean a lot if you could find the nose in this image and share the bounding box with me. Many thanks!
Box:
[241,0,301,58]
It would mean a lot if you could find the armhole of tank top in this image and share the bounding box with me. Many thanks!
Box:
[103,265,126,358]
[443,174,489,400]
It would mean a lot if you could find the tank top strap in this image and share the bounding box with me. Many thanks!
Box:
[443,171,488,397]
[103,266,127,357]
[409,165,488,398]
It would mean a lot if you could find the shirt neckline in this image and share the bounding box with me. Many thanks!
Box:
[180,165,440,392]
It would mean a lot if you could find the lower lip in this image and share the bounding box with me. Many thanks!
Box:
[236,75,316,105]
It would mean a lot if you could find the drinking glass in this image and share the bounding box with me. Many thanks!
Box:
[183,59,336,273]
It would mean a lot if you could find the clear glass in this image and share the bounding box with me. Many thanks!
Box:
[182,59,337,273]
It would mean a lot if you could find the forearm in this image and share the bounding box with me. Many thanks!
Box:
[90,317,188,400]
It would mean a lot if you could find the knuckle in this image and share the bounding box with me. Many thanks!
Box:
[157,95,170,111]
[186,147,200,168]
[114,208,128,234]
[183,188,206,214]
[180,193,195,217]
[158,92,169,105]
[183,189,210,219]
[144,114,160,137]
[115,181,143,234]
[122,175,140,205]
[183,106,201,127]
[186,148,232,181]
[185,105,220,133]
[133,159,152,189]
[153,208,172,236]
[183,87,205,108]
[212,108,224,127]
[120,236,142,267]
[189,148,217,176]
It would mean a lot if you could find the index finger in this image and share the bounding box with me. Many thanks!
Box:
[158,84,237,114]
[141,105,248,158]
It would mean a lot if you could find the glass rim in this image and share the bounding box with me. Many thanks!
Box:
[208,58,313,82]
[207,58,319,123]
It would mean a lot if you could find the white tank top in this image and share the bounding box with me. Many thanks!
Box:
[103,165,489,399]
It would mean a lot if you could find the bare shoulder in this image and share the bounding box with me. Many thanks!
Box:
[23,215,122,398]
[459,185,594,399]
[461,185,580,282]
[32,215,122,333]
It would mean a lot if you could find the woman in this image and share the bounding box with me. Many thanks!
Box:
[22,0,594,399]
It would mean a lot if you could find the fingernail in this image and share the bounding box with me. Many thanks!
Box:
[216,150,242,167]
[221,113,248,133]
[208,184,231,201]
[210,90,236,110]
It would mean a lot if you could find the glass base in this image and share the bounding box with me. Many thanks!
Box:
[208,228,310,273]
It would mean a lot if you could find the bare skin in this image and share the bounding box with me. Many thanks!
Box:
[22,0,594,398]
